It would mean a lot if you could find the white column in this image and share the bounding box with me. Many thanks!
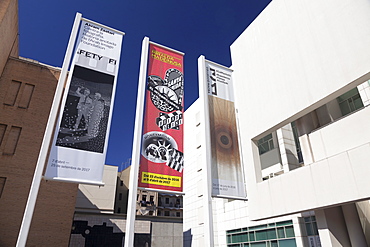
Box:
[124,37,149,247]
[198,55,214,247]
[357,80,370,106]
[276,124,300,173]
[342,203,367,247]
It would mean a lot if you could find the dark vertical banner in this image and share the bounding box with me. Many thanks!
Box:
[138,43,184,192]
[44,20,123,184]
[205,60,246,198]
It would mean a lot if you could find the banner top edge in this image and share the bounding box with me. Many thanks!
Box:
[81,17,125,36]
[149,41,185,56]
[204,58,233,72]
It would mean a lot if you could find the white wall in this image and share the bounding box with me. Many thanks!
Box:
[75,165,118,213]
[230,0,370,220]
[183,100,305,246]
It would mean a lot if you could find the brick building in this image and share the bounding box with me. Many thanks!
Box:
[0,0,78,246]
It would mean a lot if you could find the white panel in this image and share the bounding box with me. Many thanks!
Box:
[347,144,370,198]
[327,153,358,204]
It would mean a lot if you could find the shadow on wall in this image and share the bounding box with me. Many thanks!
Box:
[356,201,370,245]
[70,220,151,247]
[183,228,193,247]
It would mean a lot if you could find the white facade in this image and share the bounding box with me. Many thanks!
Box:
[75,165,118,214]
[183,0,370,246]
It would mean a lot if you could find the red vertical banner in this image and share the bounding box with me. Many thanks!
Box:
[138,43,184,192]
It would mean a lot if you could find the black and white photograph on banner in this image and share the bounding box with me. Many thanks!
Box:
[56,65,114,153]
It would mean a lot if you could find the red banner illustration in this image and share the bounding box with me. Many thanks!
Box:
[138,43,184,192]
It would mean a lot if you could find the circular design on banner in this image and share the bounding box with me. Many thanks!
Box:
[147,68,183,113]
[142,131,178,163]
[217,131,232,149]
[165,68,183,85]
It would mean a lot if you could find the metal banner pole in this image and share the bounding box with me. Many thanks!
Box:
[198,55,215,246]
[124,36,149,247]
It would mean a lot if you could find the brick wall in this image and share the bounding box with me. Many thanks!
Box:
[0,57,78,247]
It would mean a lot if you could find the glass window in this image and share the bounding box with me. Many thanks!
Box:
[285,226,295,238]
[337,87,364,116]
[250,242,266,247]
[278,239,297,247]
[304,216,319,236]
[277,228,285,238]
[257,134,274,155]
[226,220,296,246]
[266,229,276,239]
[255,230,267,241]
[227,235,232,244]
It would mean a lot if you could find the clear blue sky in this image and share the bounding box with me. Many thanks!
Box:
[18,0,271,170]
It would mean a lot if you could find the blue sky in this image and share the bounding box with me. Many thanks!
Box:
[18,0,271,170]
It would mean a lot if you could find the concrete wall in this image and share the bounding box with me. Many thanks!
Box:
[152,222,183,247]
[230,0,370,220]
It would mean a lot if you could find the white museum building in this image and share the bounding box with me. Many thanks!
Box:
[183,0,370,246]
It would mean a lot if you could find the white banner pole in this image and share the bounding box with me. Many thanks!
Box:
[124,36,150,247]
[16,12,82,247]
[198,55,215,246]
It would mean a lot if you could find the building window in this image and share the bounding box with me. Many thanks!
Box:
[150,196,154,202]
[149,211,153,216]
[337,87,364,116]
[4,80,21,106]
[120,180,123,186]
[304,216,319,236]
[165,197,169,204]
[117,207,121,213]
[226,220,297,246]
[257,133,274,155]
[291,121,303,163]
[119,193,122,200]
[0,124,7,146]
[164,211,170,216]
[3,126,22,155]
[0,177,6,198]
[18,83,35,109]
[158,210,161,216]
[176,212,181,217]
[142,195,147,201]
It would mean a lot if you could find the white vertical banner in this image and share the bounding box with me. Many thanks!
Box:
[44,19,124,185]
[203,59,246,198]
